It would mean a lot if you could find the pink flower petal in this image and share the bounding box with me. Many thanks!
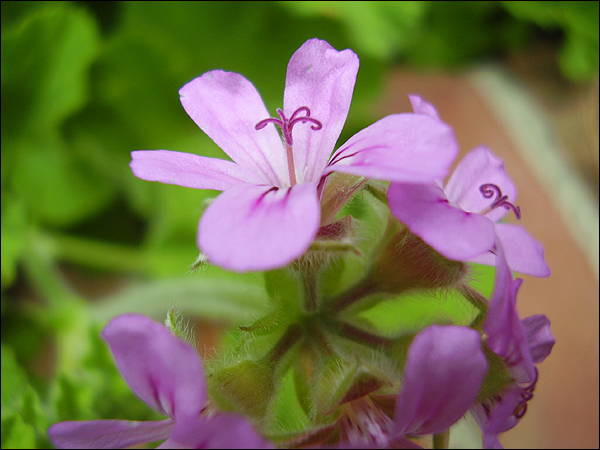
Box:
[180,71,289,186]
[521,315,555,363]
[102,314,207,419]
[468,224,550,277]
[130,150,261,191]
[494,224,550,277]
[408,95,441,121]
[387,183,496,261]
[325,114,458,183]
[283,38,359,184]
[445,146,517,223]
[167,413,273,449]
[483,242,536,384]
[49,419,173,449]
[393,325,487,437]
[198,183,320,272]
[471,388,522,449]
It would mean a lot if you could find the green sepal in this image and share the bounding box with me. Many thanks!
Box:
[210,359,276,419]
[476,345,515,403]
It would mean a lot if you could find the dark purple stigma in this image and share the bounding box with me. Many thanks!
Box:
[479,183,521,219]
[513,368,538,419]
[255,106,322,146]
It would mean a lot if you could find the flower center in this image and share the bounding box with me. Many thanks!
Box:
[256,106,322,186]
[338,396,393,447]
[479,183,521,219]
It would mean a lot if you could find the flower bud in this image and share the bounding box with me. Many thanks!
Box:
[212,360,275,419]
[370,221,468,294]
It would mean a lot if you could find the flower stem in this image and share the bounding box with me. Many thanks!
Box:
[286,143,297,186]
[326,278,378,314]
[268,323,303,365]
[303,270,318,312]
[459,285,489,312]
[433,430,449,449]
[332,320,393,349]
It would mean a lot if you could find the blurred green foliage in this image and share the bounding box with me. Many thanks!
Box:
[1,2,596,448]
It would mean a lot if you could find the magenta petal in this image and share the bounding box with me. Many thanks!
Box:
[471,388,522,449]
[445,147,517,223]
[388,183,496,261]
[483,243,536,384]
[168,413,273,449]
[283,38,359,183]
[198,183,320,272]
[408,95,441,121]
[494,223,550,277]
[102,314,206,419]
[393,325,487,437]
[48,419,173,449]
[521,315,555,364]
[180,71,288,186]
[326,114,458,183]
[130,150,261,191]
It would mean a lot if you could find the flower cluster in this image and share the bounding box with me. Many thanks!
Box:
[50,39,554,449]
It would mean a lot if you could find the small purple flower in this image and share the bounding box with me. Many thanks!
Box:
[388,325,488,448]
[387,96,550,277]
[130,39,457,272]
[48,314,271,449]
[471,241,555,449]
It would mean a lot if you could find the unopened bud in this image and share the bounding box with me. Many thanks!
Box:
[212,360,275,418]
[370,222,467,294]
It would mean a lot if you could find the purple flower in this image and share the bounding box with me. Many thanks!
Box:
[471,241,555,448]
[48,314,271,449]
[387,96,550,277]
[388,325,488,448]
[130,39,457,272]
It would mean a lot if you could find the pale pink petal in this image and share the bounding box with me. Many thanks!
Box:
[130,150,261,191]
[445,146,517,223]
[325,114,458,183]
[408,95,441,121]
[102,314,206,419]
[393,325,487,437]
[388,183,496,261]
[49,419,173,449]
[283,38,359,183]
[198,183,320,272]
[180,71,288,186]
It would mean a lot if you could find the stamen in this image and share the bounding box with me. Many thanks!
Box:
[255,107,322,186]
[255,106,322,146]
[479,183,521,219]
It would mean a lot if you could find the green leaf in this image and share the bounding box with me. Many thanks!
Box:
[10,135,114,227]
[0,199,29,289]
[1,2,99,136]
[1,345,29,416]
[90,272,269,324]
[359,288,478,335]
[1,413,36,449]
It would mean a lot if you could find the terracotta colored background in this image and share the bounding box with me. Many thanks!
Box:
[376,62,598,449]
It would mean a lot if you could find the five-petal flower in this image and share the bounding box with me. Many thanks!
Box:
[48,314,271,449]
[130,39,458,272]
[387,96,550,277]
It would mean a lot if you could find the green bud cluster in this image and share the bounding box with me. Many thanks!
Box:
[201,178,514,447]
